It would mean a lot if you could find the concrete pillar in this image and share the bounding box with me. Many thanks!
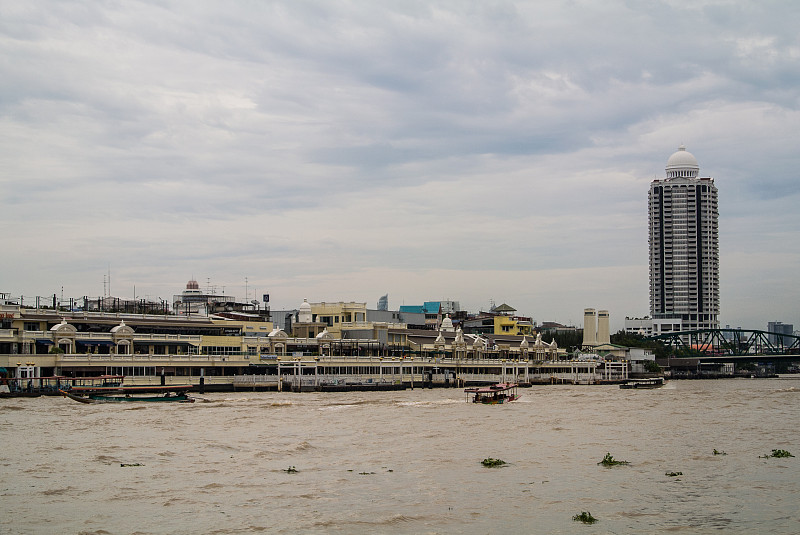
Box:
[597,310,610,345]
[582,308,597,347]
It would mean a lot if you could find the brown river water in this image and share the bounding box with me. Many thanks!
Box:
[2,379,799,534]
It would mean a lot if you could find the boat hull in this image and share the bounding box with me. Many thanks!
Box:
[620,378,665,389]
[69,384,193,395]
[89,394,194,403]
[59,389,193,403]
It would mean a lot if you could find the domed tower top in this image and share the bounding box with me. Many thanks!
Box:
[665,145,699,179]
[440,314,455,332]
[186,279,200,290]
[298,298,313,323]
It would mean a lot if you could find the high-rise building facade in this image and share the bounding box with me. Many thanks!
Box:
[767,321,794,347]
[648,145,719,334]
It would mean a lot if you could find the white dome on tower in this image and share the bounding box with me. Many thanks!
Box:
[665,145,699,178]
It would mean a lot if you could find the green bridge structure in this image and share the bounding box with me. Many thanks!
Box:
[647,328,800,361]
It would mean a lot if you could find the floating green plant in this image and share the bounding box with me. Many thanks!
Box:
[481,458,507,467]
[713,449,727,456]
[572,511,598,524]
[284,466,298,473]
[761,449,794,459]
[665,471,683,477]
[120,463,143,467]
[597,453,629,466]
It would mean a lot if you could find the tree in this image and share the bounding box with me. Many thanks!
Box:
[610,330,669,359]
[541,330,583,351]
[643,360,661,373]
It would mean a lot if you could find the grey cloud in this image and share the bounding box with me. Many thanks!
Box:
[1,0,798,329]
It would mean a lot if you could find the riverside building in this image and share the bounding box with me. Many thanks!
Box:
[648,145,719,335]
[0,298,631,391]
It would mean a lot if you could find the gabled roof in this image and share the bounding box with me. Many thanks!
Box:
[594,343,628,350]
[492,303,516,313]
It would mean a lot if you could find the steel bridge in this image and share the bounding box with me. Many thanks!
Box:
[647,328,800,357]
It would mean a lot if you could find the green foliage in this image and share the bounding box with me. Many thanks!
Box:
[665,471,683,477]
[761,449,794,459]
[713,449,727,456]
[643,360,662,373]
[284,466,298,473]
[572,511,598,524]
[610,330,669,359]
[541,330,583,351]
[49,346,65,354]
[598,452,629,466]
[481,458,506,467]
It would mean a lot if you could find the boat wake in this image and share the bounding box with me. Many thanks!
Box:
[395,399,462,407]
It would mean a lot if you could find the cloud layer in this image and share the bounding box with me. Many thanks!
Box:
[2,0,798,331]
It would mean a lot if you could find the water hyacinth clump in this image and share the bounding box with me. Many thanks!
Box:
[597,453,629,466]
[572,511,598,524]
[713,449,727,456]
[481,458,507,467]
[761,449,794,459]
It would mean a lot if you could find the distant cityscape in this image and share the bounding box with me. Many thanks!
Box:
[1,147,797,395]
[3,146,793,341]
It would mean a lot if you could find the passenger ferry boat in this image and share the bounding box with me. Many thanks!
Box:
[464,383,520,404]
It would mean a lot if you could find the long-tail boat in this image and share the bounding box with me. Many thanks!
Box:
[59,389,193,403]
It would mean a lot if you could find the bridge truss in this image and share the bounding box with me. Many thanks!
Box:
[647,328,800,356]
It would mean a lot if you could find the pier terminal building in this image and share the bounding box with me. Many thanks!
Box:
[0,290,631,391]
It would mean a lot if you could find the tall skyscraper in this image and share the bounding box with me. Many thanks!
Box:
[377,294,388,311]
[648,145,719,334]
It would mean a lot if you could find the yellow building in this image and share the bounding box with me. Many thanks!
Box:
[308,301,367,337]
[493,315,534,336]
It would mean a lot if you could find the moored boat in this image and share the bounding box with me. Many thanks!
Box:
[464,383,520,404]
[68,375,193,395]
[59,389,194,403]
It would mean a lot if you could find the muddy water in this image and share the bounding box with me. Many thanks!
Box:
[1,379,799,534]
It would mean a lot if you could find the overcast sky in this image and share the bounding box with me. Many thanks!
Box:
[2,0,798,332]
